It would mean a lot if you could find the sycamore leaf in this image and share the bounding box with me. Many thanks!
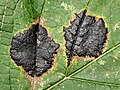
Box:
[0,0,120,90]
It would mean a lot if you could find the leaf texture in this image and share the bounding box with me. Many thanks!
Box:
[0,0,120,90]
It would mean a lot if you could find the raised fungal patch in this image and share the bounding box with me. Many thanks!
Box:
[64,9,108,66]
[10,23,60,77]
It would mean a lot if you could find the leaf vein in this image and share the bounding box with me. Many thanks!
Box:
[46,43,120,90]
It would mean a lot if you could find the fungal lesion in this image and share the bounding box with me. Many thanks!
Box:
[64,9,108,66]
[10,23,60,77]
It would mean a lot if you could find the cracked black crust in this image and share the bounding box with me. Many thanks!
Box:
[10,23,60,77]
[64,9,108,66]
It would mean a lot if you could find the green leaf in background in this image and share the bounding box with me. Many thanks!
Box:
[0,0,120,90]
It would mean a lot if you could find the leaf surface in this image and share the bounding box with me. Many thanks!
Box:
[0,0,120,90]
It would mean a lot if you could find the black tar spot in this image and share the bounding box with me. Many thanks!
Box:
[10,23,60,77]
[64,9,108,66]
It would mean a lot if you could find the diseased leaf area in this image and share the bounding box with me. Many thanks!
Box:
[10,23,60,77]
[0,0,45,89]
[0,0,120,90]
[40,0,120,90]
[64,9,108,66]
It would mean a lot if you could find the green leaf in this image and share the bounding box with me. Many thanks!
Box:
[0,0,120,90]
[0,0,44,90]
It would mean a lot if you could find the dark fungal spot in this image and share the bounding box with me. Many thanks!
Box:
[10,23,60,77]
[64,9,108,66]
